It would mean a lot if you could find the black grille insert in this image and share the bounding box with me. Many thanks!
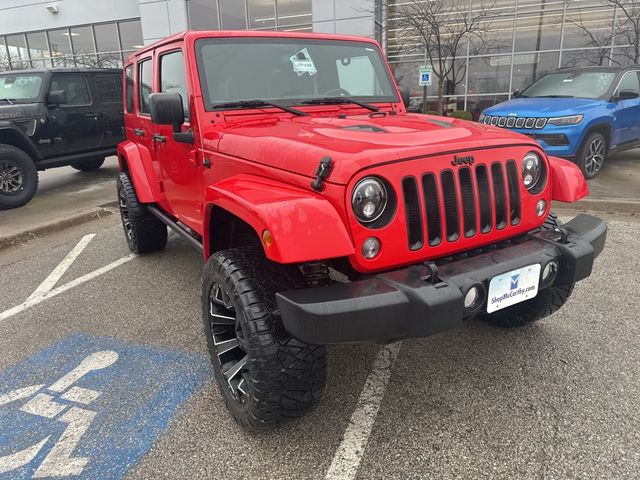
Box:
[402,176,423,250]
[475,165,492,233]
[491,163,508,230]
[506,160,521,226]
[440,170,460,242]
[422,173,442,246]
[458,167,477,237]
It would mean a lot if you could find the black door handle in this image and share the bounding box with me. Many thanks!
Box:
[152,133,167,143]
[134,128,144,137]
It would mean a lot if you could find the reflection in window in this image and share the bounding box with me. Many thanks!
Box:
[70,26,94,56]
[138,59,153,114]
[27,32,49,68]
[48,29,72,58]
[6,34,29,70]
[187,0,220,30]
[514,10,562,52]
[118,20,144,52]
[248,0,276,29]
[50,75,91,105]
[94,23,120,53]
[511,52,560,92]
[220,0,247,29]
[160,50,190,118]
[277,0,312,29]
[467,56,510,94]
[125,65,134,112]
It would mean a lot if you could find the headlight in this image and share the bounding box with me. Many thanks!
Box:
[547,115,583,126]
[352,177,387,224]
[522,152,543,190]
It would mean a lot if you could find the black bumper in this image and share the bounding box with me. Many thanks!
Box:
[276,214,607,345]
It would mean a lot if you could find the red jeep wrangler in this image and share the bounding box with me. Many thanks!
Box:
[117,31,606,431]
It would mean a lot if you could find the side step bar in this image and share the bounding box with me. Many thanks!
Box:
[147,205,203,253]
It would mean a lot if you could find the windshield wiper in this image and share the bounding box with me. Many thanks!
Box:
[0,98,15,104]
[211,99,306,116]
[300,97,379,112]
[533,95,574,98]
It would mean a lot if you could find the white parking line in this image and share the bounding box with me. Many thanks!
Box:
[325,341,402,480]
[0,254,136,323]
[27,234,96,301]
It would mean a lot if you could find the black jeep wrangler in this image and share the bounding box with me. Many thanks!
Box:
[0,68,124,209]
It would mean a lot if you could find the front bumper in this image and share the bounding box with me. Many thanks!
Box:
[277,214,607,345]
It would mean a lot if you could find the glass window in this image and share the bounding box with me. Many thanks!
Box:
[521,70,617,99]
[561,48,611,68]
[468,95,510,118]
[26,32,49,65]
[616,71,640,95]
[48,29,72,60]
[563,7,614,50]
[160,50,190,119]
[0,42,9,71]
[196,38,397,107]
[119,20,144,52]
[514,11,562,52]
[96,53,122,68]
[187,0,220,30]
[50,75,92,105]
[0,73,43,101]
[220,0,247,29]
[276,0,312,28]
[125,65,134,112]
[70,26,95,55]
[511,52,560,92]
[95,75,122,103]
[6,34,30,70]
[94,23,120,53]
[138,58,153,114]
[248,0,276,29]
[468,56,510,94]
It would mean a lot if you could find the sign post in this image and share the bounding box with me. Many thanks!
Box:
[418,65,432,114]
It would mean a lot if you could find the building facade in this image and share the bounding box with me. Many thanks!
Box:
[0,0,637,112]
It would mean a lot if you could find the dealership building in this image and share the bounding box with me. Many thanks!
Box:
[0,0,634,111]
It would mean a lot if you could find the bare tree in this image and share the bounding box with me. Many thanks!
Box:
[385,0,496,113]
[609,0,640,64]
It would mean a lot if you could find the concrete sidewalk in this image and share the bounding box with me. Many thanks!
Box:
[0,156,119,249]
[0,149,638,250]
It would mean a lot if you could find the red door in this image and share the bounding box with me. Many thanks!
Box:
[151,44,203,232]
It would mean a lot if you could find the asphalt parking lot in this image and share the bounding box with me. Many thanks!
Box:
[0,210,639,480]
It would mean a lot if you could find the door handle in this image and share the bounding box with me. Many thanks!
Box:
[152,133,167,143]
[134,128,145,137]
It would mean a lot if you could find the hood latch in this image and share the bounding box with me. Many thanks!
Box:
[311,156,333,192]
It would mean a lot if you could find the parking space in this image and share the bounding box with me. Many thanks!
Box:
[0,212,639,479]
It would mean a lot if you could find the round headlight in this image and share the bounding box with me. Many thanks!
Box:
[352,177,387,224]
[522,152,542,190]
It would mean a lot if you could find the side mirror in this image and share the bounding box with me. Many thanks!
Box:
[616,89,639,101]
[47,89,66,106]
[150,92,184,132]
[512,89,521,98]
[399,86,410,109]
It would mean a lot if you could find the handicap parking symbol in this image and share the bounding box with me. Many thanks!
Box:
[0,334,211,479]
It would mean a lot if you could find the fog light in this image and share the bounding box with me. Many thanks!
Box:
[542,260,558,283]
[464,286,481,310]
[536,199,547,217]
[362,237,380,259]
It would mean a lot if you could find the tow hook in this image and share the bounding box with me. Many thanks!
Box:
[421,262,440,284]
[311,156,333,192]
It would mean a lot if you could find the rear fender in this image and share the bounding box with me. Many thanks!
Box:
[204,174,354,263]
[549,156,589,203]
[117,141,159,203]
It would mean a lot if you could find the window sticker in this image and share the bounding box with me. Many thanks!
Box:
[290,48,317,77]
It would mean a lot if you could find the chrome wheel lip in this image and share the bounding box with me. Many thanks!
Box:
[208,280,249,403]
[0,159,25,195]
[585,138,605,176]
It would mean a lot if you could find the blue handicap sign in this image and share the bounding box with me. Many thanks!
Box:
[421,73,430,82]
[0,333,211,479]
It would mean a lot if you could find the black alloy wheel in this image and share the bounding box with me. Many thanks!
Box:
[0,158,24,195]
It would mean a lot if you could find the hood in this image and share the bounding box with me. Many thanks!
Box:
[208,113,537,184]
[484,97,606,117]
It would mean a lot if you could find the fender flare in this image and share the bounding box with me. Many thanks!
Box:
[549,156,589,203]
[204,174,354,263]
[117,140,160,203]
[0,122,42,160]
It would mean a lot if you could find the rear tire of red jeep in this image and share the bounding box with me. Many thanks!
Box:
[0,144,38,210]
[481,212,575,328]
[117,172,167,253]
[202,246,327,431]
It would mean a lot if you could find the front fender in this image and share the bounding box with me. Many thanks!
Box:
[204,174,354,263]
[549,156,589,202]
[117,140,159,203]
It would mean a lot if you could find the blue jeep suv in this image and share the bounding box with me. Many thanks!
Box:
[481,66,640,178]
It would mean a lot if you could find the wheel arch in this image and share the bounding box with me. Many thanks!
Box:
[116,140,159,203]
[0,124,41,162]
[203,174,354,263]
[582,121,612,151]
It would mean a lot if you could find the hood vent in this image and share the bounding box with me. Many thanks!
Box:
[341,124,386,133]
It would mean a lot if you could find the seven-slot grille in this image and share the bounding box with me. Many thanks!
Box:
[401,161,521,251]
[483,115,547,130]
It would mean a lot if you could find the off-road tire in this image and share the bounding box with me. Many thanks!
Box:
[0,144,38,210]
[577,132,606,179]
[117,172,167,253]
[481,212,575,328]
[72,157,105,172]
[202,246,327,431]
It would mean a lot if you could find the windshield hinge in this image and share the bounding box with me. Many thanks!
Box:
[311,156,333,192]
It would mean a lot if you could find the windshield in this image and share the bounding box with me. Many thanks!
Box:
[195,37,398,109]
[521,71,617,99]
[0,74,43,102]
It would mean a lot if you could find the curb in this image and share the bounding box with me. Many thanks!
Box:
[556,197,640,215]
[0,201,119,251]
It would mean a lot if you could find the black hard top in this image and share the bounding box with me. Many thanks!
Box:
[0,67,122,75]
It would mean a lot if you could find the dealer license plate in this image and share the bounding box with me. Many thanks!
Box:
[486,264,541,313]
